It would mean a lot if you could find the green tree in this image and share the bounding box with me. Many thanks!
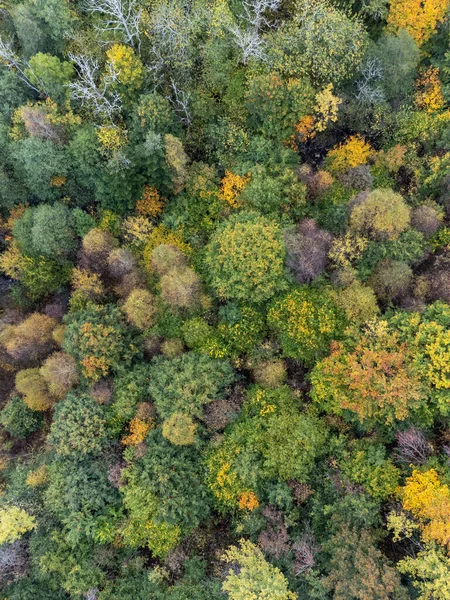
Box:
[147,352,235,419]
[0,395,44,438]
[205,212,288,304]
[268,287,345,364]
[48,391,108,457]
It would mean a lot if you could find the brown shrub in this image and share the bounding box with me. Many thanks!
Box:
[410,205,441,238]
[107,248,135,279]
[253,360,287,388]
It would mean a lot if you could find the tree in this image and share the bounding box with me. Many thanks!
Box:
[48,391,108,457]
[0,507,36,545]
[40,352,79,399]
[160,267,201,310]
[0,395,43,438]
[349,189,411,241]
[15,368,55,411]
[162,412,197,445]
[1,313,57,365]
[84,0,142,49]
[221,539,296,600]
[284,219,332,283]
[311,322,424,427]
[13,203,77,259]
[24,53,73,103]
[267,287,345,364]
[123,288,157,330]
[205,212,288,304]
[63,304,140,382]
[387,0,450,46]
[398,545,450,600]
[399,469,450,549]
[323,525,407,600]
[147,352,235,419]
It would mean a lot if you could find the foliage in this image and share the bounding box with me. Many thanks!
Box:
[0,506,35,544]
[147,352,235,419]
[387,0,450,45]
[349,189,410,241]
[48,391,108,457]
[268,287,345,364]
[221,539,296,600]
[0,395,43,438]
[205,212,288,304]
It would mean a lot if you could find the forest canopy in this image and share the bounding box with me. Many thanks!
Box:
[1,0,450,598]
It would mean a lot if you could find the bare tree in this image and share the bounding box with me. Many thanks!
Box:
[355,58,385,106]
[228,0,281,64]
[68,53,122,118]
[83,0,141,50]
[168,79,191,125]
[394,427,432,465]
[292,530,319,575]
[0,37,44,95]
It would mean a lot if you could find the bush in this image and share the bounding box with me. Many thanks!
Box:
[411,205,441,238]
[349,189,410,241]
[204,212,288,304]
[48,391,108,456]
[268,287,345,364]
[334,280,379,324]
[253,360,287,388]
[0,395,43,438]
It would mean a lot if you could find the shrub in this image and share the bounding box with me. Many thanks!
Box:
[15,368,54,411]
[339,165,373,190]
[349,189,410,241]
[40,352,79,399]
[204,212,288,304]
[123,289,157,330]
[268,287,345,364]
[48,391,108,456]
[0,395,43,438]
[162,412,197,445]
[81,228,117,272]
[147,352,235,419]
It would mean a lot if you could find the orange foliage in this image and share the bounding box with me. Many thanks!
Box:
[136,185,165,218]
[400,469,450,548]
[219,170,250,208]
[326,135,373,174]
[238,491,260,511]
[122,417,153,446]
[387,0,450,46]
